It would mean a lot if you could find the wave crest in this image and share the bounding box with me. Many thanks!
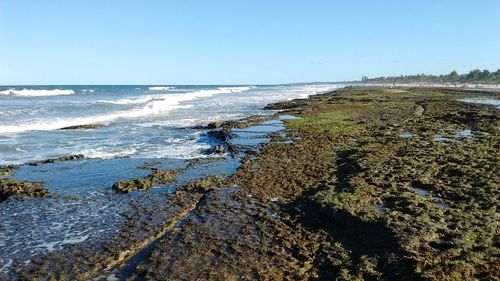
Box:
[148,86,173,91]
[0,86,253,133]
[0,89,76,97]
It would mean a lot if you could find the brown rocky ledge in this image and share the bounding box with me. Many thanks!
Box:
[59,124,102,130]
[112,168,178,193]
[28,154,85,166]
[0,164,18,176]
[0,178,48,202]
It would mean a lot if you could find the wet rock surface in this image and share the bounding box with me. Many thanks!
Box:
[59,124,102,130]
[19,190,203,281]
[28,154,85,166]
[0,178,48,202]
[264,99,308,110]
[112,168,178,193]
[137,87,498,280]
[206,128,233,142]
[0,164,17,176]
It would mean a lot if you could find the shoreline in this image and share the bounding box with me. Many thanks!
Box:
[2,86,499,280]
[351,83,500,92]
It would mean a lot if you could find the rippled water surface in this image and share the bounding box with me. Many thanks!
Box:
[0,84,340,164]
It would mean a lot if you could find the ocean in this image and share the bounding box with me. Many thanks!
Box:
[0,84,339,164]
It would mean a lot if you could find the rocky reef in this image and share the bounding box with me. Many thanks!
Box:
[112,168,178,193]
[0,164,17,176]
[59,124,102,130]
[13,87,500,280]
[0,178,48,202]
[28,154,85,166]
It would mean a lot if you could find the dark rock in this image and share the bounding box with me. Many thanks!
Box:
[112,178,152,193]
[210,144,228,154]
[207,129,233,142]
[207,121,224,129]
[193,120,240,130]
[29,154,85,166]
[0,178,48,202]
[264,100,306,110]
[59,124,102,130]
[0,164,18,176]
[112,169,178,193]
[185,175,223,193]
[213,145,228,154]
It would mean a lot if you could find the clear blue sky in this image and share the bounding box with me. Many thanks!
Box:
[1,0,499,85]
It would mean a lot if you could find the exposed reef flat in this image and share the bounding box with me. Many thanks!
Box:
[13,87,500,280]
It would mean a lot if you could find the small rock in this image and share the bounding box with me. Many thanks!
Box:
[207,121,224,129]
[414,105,424,116]
[207,129,233,142]
[212,145,228,154]
[0,164,18,176]
[0,178,48,202]
[112,169,178,193]
[59,124,102,130]
[29,154,85,166]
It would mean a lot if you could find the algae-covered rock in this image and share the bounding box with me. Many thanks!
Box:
[206,121,224,129]
[204,144,229,155]
[185,175,223,193]
[28,154,85,166]
[207,129,233,142]
[0,164,17,176]
[59,124,102,130]
[112,169,178,193]
[0,178,48,202]
[413,105,424,116]
[264,99,308,110]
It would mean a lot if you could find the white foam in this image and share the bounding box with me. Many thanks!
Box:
[148,86,173,91]
[98,95,155,105]
[460,98,500,108]
[138,138,211,159]
[0,259,12,273]
[0,89,76,97]
[0,87,252,134]
[39,234,90,252]
[79,147,138,159]
[300,85,339,98]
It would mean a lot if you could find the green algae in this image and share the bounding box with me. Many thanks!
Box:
[112,168,178,193]
[229,86,499,280]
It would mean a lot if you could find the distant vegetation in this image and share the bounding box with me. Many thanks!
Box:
[360,69,500,84]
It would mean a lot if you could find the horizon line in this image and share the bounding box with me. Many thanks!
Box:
[0,81,351,87]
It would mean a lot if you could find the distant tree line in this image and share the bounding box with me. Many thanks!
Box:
[360,69,500,84]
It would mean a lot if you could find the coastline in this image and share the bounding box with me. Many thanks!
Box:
[3,86,499,280]
[351,82,500,92]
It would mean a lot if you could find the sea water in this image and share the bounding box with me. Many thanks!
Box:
[0,84,339,164]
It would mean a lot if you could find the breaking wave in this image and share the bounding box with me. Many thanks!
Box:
[148,86,174,91]
[0,89,76,97]
[0,86,253,134]
[460,98,500,108]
